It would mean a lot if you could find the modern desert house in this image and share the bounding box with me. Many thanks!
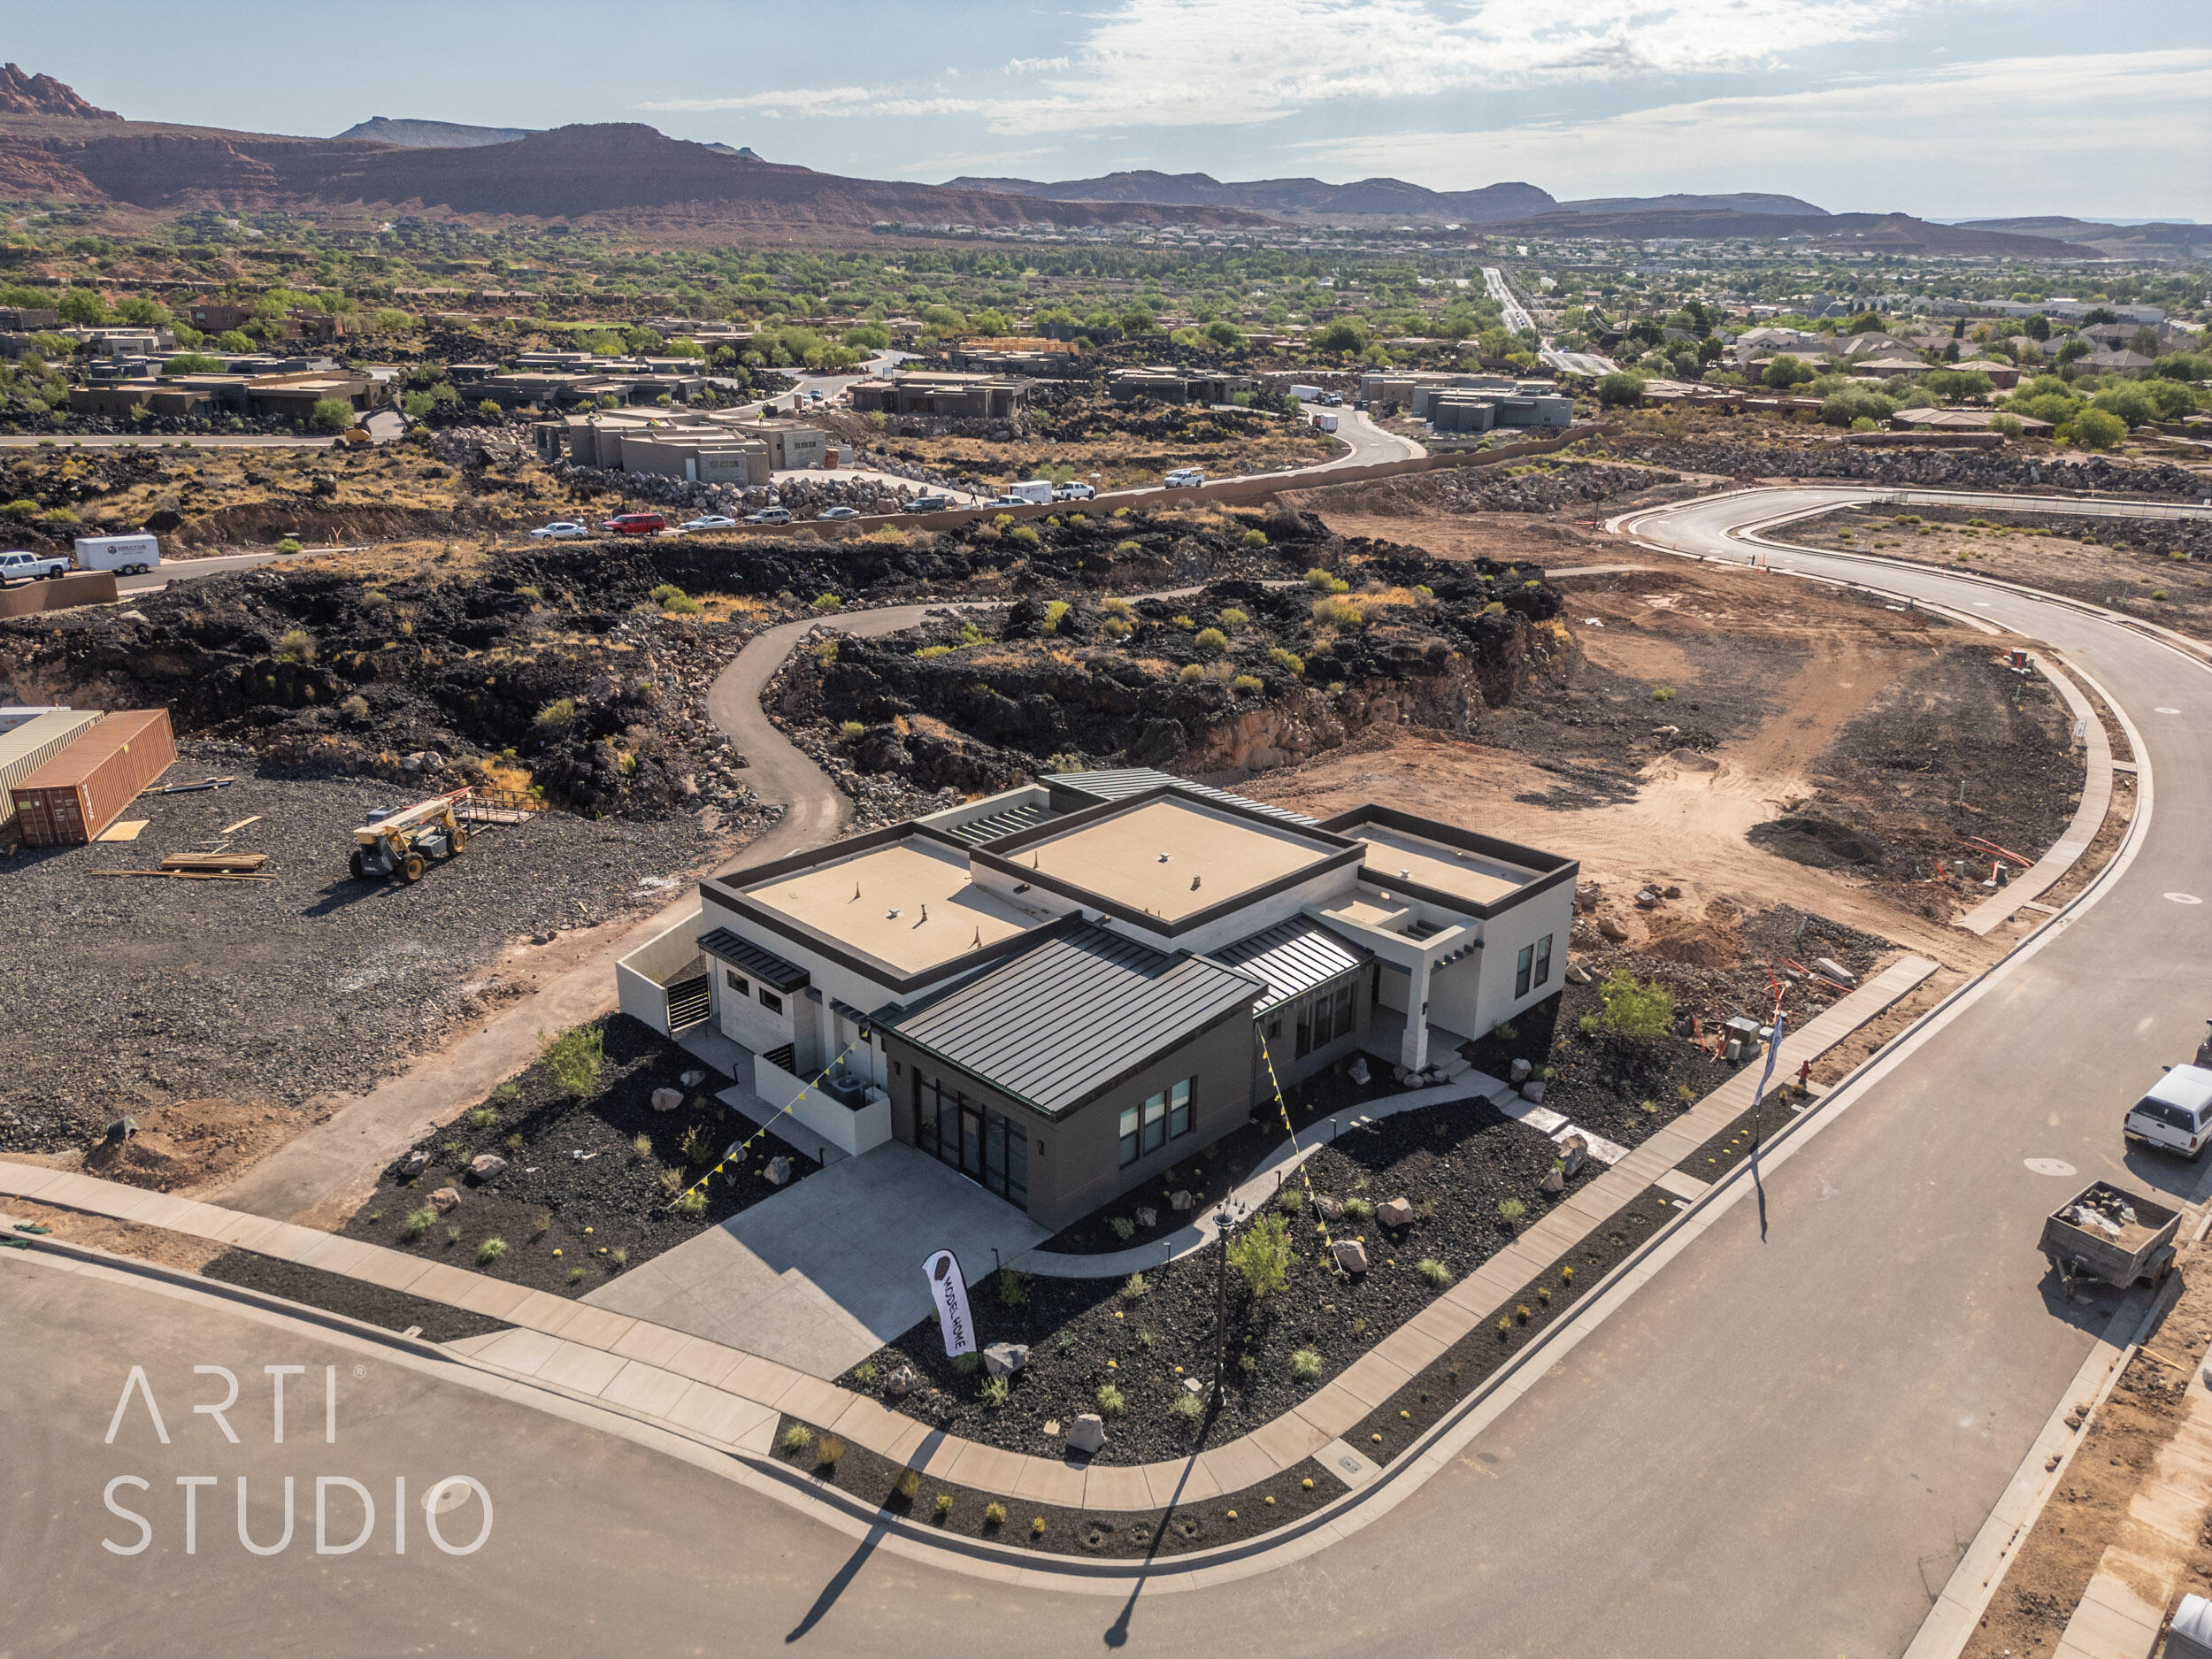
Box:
[619,770,1575,1229]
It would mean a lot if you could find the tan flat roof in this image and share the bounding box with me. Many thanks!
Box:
[1353,825,1531,909]
[1019,796,1335,922]
[743,839,1033,976]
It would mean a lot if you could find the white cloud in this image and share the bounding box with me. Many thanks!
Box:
[1289,50,2212,216]
[644,0,1947,134]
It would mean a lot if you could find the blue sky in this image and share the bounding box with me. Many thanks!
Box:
[21,1,2212,219]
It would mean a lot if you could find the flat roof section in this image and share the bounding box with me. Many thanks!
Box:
[741,838,1033,977]
[1354,824,1533,910]
[1018,796,1337,924]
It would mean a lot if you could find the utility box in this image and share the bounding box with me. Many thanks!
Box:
[11,707,175,844]
[2169,1594,2212,1659]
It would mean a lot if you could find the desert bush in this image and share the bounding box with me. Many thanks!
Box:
[815,1434,844,1469]
[1219,606,1249,627]
[1179,662,1206,682]
[779,1423,813,1455]
[980,1374,1010,1408]
[1194,626,1228,656]
[1171,1392,1204,1421]
[534,697,578,732]
[540,1025,604,1098]
[1240,529,1268,548]
[477,1238,508,1265]
[1233,673,1263,695]
[1268,647,1305,675]
[402,1208,434,1241]
[1417,1257,1453,1288]
[1227,1212,1293,1299]
[273,627,315,664]
[1498,1197,1527,1227]
[812,593,843,611]
[1598,970,1676,1038]
[1095,1383,1126,1415]
[1312,595,1363,628]
[1289,1346,1324,1381]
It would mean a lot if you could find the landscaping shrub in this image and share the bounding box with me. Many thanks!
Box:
[540,1025,605,1099]
[1227,1212,1292,1300]
[1268,647,1306,675]
[1289,1346,1323,1381]
[476,1237,507,1265]
[1194,626,1228,656]
[779,1423,813,1455]
[1095,1383,1127,1415]
[1417,1256,1453,1288]
[1598,970,1676,1038]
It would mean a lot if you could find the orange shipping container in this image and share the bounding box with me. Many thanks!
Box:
[10,709,176,845]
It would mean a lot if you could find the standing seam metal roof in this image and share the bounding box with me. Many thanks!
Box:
[1205,918,1371,1014]
[696,927,811,992]
[887,923,1263,1116]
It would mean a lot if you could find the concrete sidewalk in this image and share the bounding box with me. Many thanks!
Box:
[0,951,1935,1519]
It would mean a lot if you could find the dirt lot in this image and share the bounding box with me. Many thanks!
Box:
[0,741,729,1164]
[1782,502,2212,644]
[1240,554,2079,968]
[1962,1245,2212,1659]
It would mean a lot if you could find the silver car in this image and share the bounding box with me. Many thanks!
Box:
[528,521,590,539]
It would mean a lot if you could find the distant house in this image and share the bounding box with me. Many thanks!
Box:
[1892,408,2054,437]
[185,303,255,334]
[1949,357,2021,389]
[849,371,1030,419]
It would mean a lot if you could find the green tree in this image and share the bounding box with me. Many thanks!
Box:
[1596,371,1647,407]
[113,296,168,326]
[309,397,356,434]
[843,322,890,350]
[2089,382,2160,427]
[160,353,227,377]
[1920,368,1994,402]
[1118,308,1158,337]
[2022,314,2052,342]
[2068,406,2125,449]
[215,329,253,352]
[1312,318,1369,354]
[56,288,110,326]
[1203,319,1244,349]
[1762,355,1815,390]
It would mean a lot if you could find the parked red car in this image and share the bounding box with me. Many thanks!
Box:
[602,511,667,536]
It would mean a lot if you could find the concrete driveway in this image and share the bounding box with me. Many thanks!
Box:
[580,1143,1046,1379]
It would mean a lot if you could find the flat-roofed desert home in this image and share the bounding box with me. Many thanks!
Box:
[620,771,1575,1228]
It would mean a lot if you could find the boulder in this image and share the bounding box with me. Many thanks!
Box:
[1509,1057,1532,1083]
[765,1156,794,1187]
[1332,1239,1371,1274]
[1563,961,1593,987]
[428,1186,462,1214]
[885,1363,918,1398]
[1539,1167,1564,1194]
[1597,915,1632,941]
[1348,1056,1371,1087]
[1560,1133,1588,1177]
[1065,1413,1106,1456]
[680,1070,706,1088]
[1169,1189,1195,1212]
[1663,885,1682,900]
[468,1153,508,1180]
[983,1341,1029,1379]
[1520,1079,1547,1104]
[1375,1197,1414,1228]
[1314,1194,1345,1221]
[401,1149,431,1178]
[724,1142,748,1164]
[1135,1206,1158,1229]
[649,1087,684,1112]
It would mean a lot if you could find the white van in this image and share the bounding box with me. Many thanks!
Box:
[74,533,162,576]
[2124,1064,2212,1158]
[1007,480,1056,505]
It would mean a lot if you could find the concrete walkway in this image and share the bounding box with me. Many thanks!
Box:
[0,952,1933,1519]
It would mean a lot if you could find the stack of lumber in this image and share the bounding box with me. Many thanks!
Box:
[157,850,268,874]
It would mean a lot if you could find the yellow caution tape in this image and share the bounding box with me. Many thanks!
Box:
[667,1040,856,1210]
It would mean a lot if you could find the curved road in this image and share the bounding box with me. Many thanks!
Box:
[22,484,2207,1655]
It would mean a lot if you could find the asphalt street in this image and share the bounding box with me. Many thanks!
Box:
[14,488,2205,1655]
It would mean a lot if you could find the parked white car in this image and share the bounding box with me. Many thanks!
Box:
[744,507,793,525]
[0,549,70,583]
[528,521,591,540]
[2124,1064,2212,1158]
[679,515,738,531]
[816,505,858,520]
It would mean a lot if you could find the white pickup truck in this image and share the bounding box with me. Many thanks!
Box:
[0,549,71,584]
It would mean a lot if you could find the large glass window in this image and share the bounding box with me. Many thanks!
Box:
[1332,983,1354,1041]
[1119,1105,1140,1167]
[917,1071,1027,1208]
[1533,933,1553,989]
[1313,988,1335,1048]
[1515,943,1533,998]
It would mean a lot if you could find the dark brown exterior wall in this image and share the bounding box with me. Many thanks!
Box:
[884,1007,1260,1232]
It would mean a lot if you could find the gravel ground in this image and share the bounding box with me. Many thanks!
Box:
[841,1098,1599,1465]
[0,741,734,1156]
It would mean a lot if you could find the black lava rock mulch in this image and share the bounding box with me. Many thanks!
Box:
[841,1099,1598,1465]
[340,1014,819,1298]
[199,1248,513,1346]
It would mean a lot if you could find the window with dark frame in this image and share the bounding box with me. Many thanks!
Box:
[724,969,749,995]
[758,987,783,1015]
[1533,933,1552,988]
[1515,943,1533,998]
[1119,1076,1195,1167]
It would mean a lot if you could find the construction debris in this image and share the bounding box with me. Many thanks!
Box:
[158,851,269,874]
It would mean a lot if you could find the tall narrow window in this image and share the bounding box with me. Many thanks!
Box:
[1294,1001,1313,1058]
[1515,943,1533,999]
[1118,1105,1141,1167]
[1533,933,1553,988]
[1142,1091,1167,1156]
[1168,1079,1192,1140]
[1333,983,1354,1041]
[1313,988,1334,1049]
